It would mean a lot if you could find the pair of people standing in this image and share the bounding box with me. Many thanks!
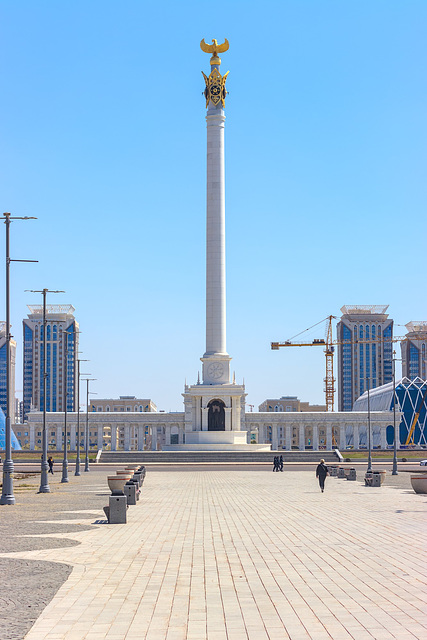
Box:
[272,455,283,472]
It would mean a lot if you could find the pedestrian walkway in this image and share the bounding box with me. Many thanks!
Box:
[2,469,427,639]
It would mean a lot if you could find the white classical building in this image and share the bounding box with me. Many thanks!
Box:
[19,409,394,452]
[18,41,396,453]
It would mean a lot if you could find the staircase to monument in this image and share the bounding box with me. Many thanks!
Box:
[99,450,341,464]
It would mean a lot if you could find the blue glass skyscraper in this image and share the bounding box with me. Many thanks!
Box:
[0,323,16,423]
[337,305,393,411]
[23,305,79,420]
[401,322,427,381]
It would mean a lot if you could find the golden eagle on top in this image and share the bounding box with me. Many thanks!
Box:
[200,38,230,55]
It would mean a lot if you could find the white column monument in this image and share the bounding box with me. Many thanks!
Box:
[168,39,268,452]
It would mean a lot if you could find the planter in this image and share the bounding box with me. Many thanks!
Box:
[377,470,386,485]
[410,475,427,494]
[116,471,132,478]
[107,476,126,495]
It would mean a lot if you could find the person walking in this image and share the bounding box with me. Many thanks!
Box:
[279,455,284,472]
[272,456,279,472]
[48,456,54,474]
[316,458,329,492]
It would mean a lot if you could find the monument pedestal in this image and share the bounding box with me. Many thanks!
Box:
[164,426,270,451]
[170,380,270,451]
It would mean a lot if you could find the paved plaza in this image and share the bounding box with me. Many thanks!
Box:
[0,465,426,640]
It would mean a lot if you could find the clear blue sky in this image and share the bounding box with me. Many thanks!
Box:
[1,1,426,411]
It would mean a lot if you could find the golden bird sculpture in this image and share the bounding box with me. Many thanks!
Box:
[200,38,229,55]
[200,38,229,65]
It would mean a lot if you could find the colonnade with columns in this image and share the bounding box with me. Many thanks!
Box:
[18,410,396,452]
[247,411,394,451]
[22,412,187,452]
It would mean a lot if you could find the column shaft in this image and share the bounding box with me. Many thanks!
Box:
[205,111,226,356]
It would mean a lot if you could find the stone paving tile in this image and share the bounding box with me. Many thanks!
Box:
[0,469,426,639]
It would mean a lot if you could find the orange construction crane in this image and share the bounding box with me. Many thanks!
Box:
[272,315,337,411]
[272,317,409,413]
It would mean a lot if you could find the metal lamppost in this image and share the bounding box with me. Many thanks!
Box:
[26,289,64,493]
[61,329,76,483]
[392,352,398,476]
[75,359,89,476]
[61,333,69,483]
[366,376,372,473]
[83,378,96,472]
[1,212,37,506]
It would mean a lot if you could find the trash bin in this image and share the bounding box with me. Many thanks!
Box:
[371,471,381,487]
[347,468,356,481]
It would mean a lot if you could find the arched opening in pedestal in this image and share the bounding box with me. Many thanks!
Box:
[208,399,225,431]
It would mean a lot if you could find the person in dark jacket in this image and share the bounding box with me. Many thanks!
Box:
[48,456,54,474]
[316,458,329,492]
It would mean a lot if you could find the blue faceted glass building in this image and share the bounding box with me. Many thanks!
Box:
[0,407,21,450]
[353,377,427,447]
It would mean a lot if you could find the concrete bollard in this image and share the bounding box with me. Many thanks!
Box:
[133,472,143,487]
[338,467,346,479]
[109,495,127,523]
[124,482,137,506]
[328,466,338,477]
[347,468,357,481]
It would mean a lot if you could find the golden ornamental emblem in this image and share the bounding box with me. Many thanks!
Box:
[202,69,229,108]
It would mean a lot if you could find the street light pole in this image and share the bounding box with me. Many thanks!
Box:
[83,378,96,472]
[392,353,398,476]
[61,329,75,483]
[367,375,372,473]
[26,289,64,493]
[75,359,89,476]
[1,212,37,506]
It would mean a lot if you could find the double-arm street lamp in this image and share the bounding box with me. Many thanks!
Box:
[1,213,37,506]
[82,378,96,472]
[26,289,64,493]
[75,358,89,476]
[61,328,77,483]
[392,352,399,476]
[366,376,372,473]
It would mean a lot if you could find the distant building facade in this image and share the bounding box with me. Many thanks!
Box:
[23,305,79,420]
[0,322,16,423]
[258,396,326,412]
[90,397,157,413]
[14,398,23,424]
[401,322,427,381]
[337,305,393,412]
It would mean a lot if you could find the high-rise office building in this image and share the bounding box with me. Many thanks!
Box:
[337,305,393,411]
[0,322,16,423]
[23,305,79,419]
[401,322,427,380]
